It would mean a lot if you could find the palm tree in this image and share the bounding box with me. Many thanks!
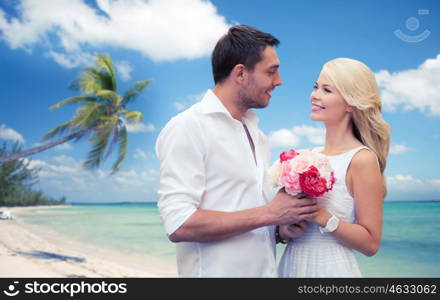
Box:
[0,141,39,201]
[0,54,151,174]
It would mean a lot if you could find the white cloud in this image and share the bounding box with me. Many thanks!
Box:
[116,60,132,81]
[0,124,25,144]
[35,155,82,178]
[387,174,418,182]
[29,154,157,195]
[52,155,77,165]
[26,158,49,169]
[113,168,158,189]
[375,54,440,116]
[268,129,300,148]
[133,148,149,160]
[385,174,440,201]
[389,143,411,154]
[54,143,73,151]
[386,174,440,191]
[173,90,206,111]
[292,125,326,145]
[268,125,325,149]
[45,51,94,69]
[0,0,230,68]
[126,122,155,133]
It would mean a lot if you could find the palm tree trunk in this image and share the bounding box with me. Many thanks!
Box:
[0,129,89,163]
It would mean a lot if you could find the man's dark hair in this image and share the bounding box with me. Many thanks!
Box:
[211,25,280,84]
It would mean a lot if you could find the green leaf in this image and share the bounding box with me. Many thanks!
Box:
[83,123,114,170]
[49,96,98,110]
[104,120,121,160]
[77,68,103,94]
[42,121,73,141]
[96,89,121,106]
[111,124,128,174]
[123,110,143,123]
[96,54,117,91]
[122,79,152,107]
[70,103,106,130]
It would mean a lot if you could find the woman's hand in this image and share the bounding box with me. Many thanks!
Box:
[310,208,332,227]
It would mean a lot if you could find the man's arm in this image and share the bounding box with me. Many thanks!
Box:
[169,190,318,243]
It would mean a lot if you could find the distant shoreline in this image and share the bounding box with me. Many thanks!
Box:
[384,199,440,203]
[2,200,438,212]
[66,200,440,205]
[69,202,158,205]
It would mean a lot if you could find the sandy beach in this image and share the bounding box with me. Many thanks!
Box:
[0,206,177,278]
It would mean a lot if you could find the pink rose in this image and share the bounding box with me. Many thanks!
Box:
[280,149,299,162]
[279,162,301,195]
[330,171,336,186]
[299,166,329,197]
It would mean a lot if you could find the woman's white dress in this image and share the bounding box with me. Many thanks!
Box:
[278,146,368,277]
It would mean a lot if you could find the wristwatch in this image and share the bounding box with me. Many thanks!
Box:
[319,214,340,234]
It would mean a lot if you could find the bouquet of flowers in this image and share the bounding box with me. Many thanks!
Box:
[267,149,336,197]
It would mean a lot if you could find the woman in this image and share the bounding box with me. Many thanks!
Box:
[278,58,391,277]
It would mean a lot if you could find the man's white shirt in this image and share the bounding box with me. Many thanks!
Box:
[156,89,276,277]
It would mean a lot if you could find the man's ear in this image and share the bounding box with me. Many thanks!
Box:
[231,64,246,84]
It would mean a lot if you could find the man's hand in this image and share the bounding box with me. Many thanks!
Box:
[267,189,318,225]
[279,221,308,242]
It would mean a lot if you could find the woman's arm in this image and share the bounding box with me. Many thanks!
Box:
[313,149,384,256]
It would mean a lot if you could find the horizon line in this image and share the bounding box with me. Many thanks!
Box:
[67,199,440,205]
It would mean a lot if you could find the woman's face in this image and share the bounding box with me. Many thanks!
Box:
[310,73,352,124]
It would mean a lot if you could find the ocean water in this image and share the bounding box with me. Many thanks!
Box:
[18,201,440,277]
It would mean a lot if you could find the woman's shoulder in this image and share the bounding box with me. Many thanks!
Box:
[350,148,379,171]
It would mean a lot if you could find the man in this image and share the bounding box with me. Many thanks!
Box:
[156,25,318,277]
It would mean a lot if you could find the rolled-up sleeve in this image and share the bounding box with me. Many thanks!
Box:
[156,114,206,236]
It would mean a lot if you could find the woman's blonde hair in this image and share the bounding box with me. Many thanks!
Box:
[321,58,391,193]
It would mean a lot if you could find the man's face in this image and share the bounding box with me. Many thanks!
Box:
[239,46,282,109]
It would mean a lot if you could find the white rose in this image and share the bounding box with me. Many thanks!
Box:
[267,161,282,188]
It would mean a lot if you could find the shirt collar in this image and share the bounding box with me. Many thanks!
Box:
[199,89,259,126]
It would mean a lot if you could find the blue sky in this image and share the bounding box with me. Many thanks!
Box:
[0,0,439,202]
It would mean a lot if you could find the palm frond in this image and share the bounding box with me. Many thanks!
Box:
[49,96,99,110]
[76,68,102,94]
[104,119,121,160]
[87,115,118,144]
[76,55,117,94]
[99,115,119,123]
[70,103,106,130]
[123,110,143,123]
[122,80,152,107]
[42,121,73,141]
[96,54,117,91]
[111,124,128,174]
[96,89,121,106]
[83,123,114,170]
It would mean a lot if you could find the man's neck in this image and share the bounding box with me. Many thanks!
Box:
[213,85,247,121]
